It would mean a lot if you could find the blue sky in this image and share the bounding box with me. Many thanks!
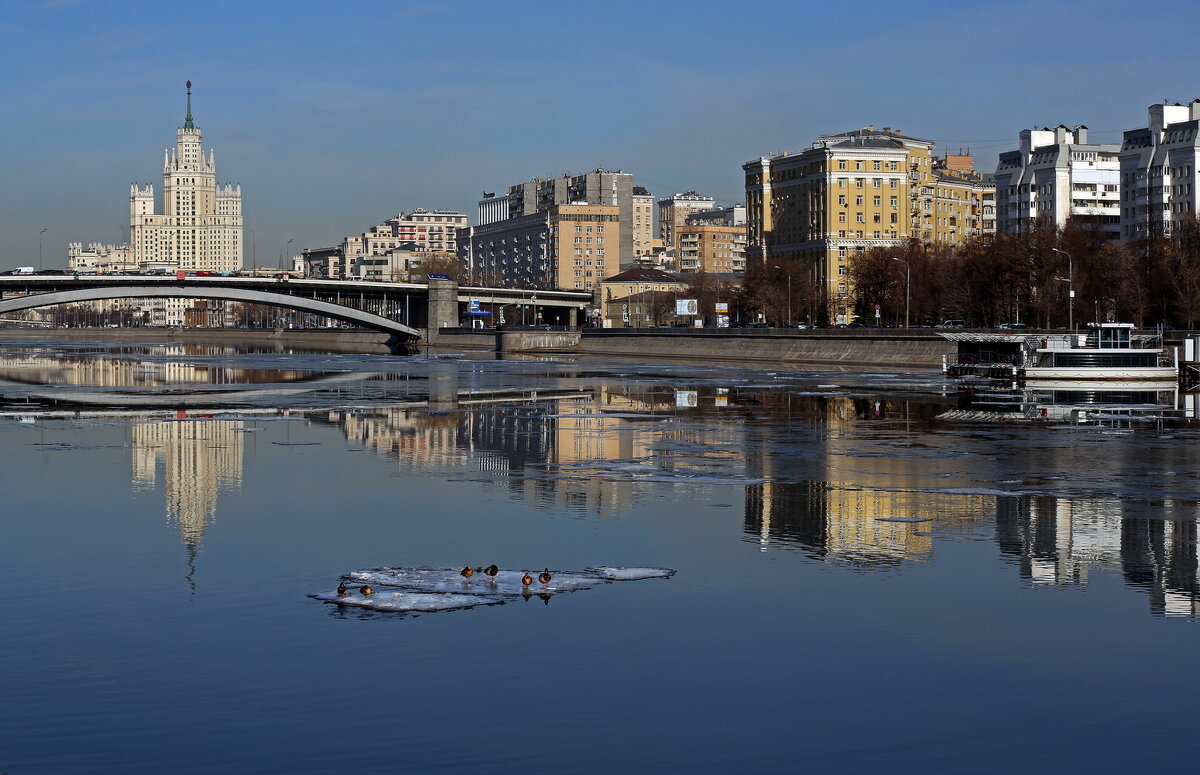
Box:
[2,0,1198,266]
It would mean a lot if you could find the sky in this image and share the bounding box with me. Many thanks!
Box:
[2,0,1199,267]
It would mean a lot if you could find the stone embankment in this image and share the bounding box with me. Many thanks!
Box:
[0,326,956,366]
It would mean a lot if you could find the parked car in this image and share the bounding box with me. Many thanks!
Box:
[935,320,966,329]
[998,322,1031,330]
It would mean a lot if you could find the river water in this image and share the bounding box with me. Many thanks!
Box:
[1,341,1198,773]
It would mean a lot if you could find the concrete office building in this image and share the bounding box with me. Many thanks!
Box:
[1120,101,1200,239]
[994,125,1120,236]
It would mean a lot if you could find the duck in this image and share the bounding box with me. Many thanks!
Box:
[484,564,499,581]
[539,568,552,585]
[521,572,533,586]
[460,566,475,579]
[359,585,374,596]
[336,580,348,596]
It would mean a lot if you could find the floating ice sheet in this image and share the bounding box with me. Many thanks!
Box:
[312,566,675,615]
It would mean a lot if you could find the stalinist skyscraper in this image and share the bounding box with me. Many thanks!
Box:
[130,82,243,271]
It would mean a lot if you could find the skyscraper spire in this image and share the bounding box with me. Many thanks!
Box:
[183,80,194,130]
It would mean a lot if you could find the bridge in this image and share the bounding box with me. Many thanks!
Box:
[0,275,593,340]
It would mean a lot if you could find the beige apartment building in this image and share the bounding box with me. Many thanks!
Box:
[632,187,655,258]
[657,191,715,253]
[676,224,747,273]
[744,127,995,324]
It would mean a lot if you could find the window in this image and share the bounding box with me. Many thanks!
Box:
[890,196,898,207]
[873,196,881,206]
[838,265,847,275]
[856,195,864,205]
[856,178,864,188]
[838,195,847,205]
[873,161,881,171]
[856,213,865,223]
[838,213,846,222]
[838,160,847,170]
[838,178,847,188]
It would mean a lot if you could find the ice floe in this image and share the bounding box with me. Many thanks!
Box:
[311,566,675,615]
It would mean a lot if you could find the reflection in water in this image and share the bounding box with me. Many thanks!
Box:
[4,346,1200,619]
[0,345,319,387]
[996,496,1200,618]
[131,418,245,587]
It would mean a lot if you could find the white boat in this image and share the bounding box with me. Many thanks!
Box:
[1022,324,1176,382]
[942,323,1177,383]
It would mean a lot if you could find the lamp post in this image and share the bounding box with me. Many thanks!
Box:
[891,256,910,329]
[282,237,295,273]
[774,265,792,326]
[38,228,47,272]
[1051,247,1073,330]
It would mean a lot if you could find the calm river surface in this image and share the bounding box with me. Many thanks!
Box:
[2,340,1199,773]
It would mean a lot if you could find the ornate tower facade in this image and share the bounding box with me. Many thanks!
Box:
[130,82,243,271]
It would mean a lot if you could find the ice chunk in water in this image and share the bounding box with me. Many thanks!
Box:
[310,590,501,613]
[587,566,676,580]
[313,566,676,615]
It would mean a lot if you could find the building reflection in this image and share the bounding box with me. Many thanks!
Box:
[131,418,245,586]
[743,395,985,567]
[0,346,314,387]
[996,496,1200,618]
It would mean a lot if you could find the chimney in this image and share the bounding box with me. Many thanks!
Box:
[1074,125,1088,144]
[1054,125,1068,144]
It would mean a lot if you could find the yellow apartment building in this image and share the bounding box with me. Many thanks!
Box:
[744,127,995,324]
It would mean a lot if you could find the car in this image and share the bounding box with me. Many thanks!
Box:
[935,320,966,329]
[998,322,1031,330]
[745,322,770,328]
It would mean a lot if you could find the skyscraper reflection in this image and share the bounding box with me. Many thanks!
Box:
[131,418,245,585]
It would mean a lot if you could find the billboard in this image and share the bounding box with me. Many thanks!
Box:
[714,302,728,314]
[675,299,698,316]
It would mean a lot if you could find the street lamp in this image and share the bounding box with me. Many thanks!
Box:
[891,256,910,329]
[1051,247,1073,330]
[38,228,47,272]
[774,265,792,326]
[282,237,295,273]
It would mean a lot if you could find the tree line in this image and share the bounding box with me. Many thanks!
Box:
[842,217,1200,328]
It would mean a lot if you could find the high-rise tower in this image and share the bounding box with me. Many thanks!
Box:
[129,81,243,271]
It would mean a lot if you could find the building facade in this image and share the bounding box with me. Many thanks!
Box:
[67,243,135,273]
[632,187,655,258]
[676,223,747,273]
[994,125,1120,236]
[744,127,995,324]
[129,82,243,272]
[458,204,619,291]
[657,191,715,254]
[500,169,635,263]
[1120,101,1200,239]
[597,267,688,327]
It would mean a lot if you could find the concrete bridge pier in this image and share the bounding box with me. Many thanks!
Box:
[426,277,459,342]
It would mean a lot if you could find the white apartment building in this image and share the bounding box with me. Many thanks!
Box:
[994,125,1121,236]
[129,82,243,271]
[68,243,135,273]
[1120,101,1200,239]
[339,209,467,278]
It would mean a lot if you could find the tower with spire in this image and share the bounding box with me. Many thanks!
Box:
[129,81,243,277]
